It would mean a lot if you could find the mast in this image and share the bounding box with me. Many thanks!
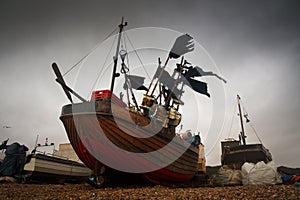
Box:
[164,57,184,107]
[110,17,127,93]
[237,94,246,145]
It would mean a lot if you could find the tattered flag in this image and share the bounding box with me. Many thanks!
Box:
[185,66,227,83]
[182,77,210,97]
[123,75,148,91]
[154,67,183,97]
[169,34,194,59]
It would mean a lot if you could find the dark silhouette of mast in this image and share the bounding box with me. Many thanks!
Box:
[237,94,246,145]
[110,17,127,93]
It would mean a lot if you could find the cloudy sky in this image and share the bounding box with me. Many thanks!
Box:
[0,0,299,167]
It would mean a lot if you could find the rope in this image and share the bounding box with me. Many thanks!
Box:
[122,30,130,71]
[121,29,140,110]
[87,32,118,98]
[124,31,151,80]
[227,99,237,138]
[62,54,89,77]
[240,99,264,144]
[62,27,118,77]
[206,98,237,157]
[249,123,263,144]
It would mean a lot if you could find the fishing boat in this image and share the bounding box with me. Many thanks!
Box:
[23,153,92,183]
[0,138,91,183]
[23,140,92,183]
[52,18,224,186]
[221,95,272,170]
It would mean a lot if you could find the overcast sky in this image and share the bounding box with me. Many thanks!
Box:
[0,0,299,167]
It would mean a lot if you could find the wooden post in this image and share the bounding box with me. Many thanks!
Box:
[110,17,127,93]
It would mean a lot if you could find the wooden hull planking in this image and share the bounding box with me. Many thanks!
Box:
[60,101,199,185]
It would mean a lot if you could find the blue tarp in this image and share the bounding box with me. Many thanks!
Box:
[186,135,201,147]
[0,142,28,177]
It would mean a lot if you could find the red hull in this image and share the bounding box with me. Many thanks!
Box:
[60,100,199,185]
[144,169,195,185]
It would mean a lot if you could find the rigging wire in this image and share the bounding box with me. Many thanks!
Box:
[249,123,263,144]
[87,32,118,98]
[227,98,237,139]
[124,31,151,80]
[62,54,89,77]
[121,29,131,106]
[62,27,118,77]
[240,99,264,144]
[121,29,140,109]
[119,30,130,75]
[122,29,130,72]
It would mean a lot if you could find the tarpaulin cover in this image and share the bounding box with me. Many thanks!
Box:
[241,161,282,185]
[0,143,28,177]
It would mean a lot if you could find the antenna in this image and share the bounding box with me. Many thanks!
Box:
[237,95,246,145]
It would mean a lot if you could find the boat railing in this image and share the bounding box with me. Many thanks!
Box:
[34,150,68,159]
[34,150,83,163]
[229,143,263,151]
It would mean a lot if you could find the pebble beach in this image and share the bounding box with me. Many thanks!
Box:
[0,183,299,200]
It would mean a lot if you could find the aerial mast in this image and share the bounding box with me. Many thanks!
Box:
[237,94,246,145]
[110,17,127,93]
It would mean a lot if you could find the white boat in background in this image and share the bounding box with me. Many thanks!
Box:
[23,143,92,183]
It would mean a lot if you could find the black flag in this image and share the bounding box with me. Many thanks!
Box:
[185,66,227,83]
[169,34,194,59]
[123,75,148,91]
[182,77,210,97]
[154,67,183,97]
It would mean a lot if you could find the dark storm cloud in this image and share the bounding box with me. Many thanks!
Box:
[0,0,299,167]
